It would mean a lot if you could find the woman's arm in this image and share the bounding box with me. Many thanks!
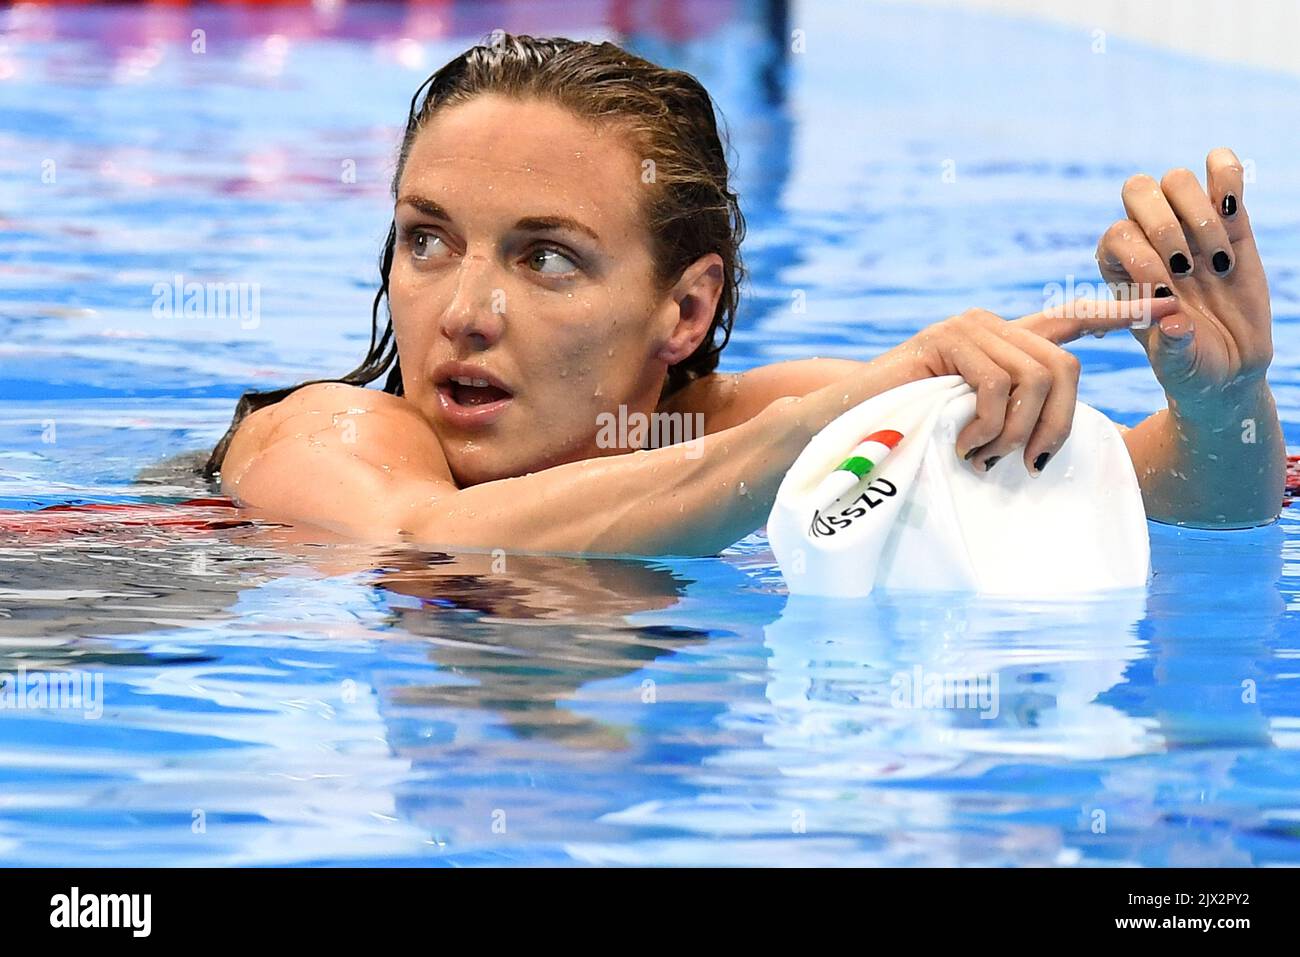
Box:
[1096,148,1283,527]
[1119,382,1283,527]
[229,385,812,557]
[225,368,911,557]
[712,344,1287,529]
[698,150,1287,529]
[226,304,1153,555]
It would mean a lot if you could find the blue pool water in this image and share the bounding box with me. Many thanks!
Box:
[3,0,1300,866]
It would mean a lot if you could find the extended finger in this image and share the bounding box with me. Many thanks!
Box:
[1206,146,1250,243]
[1161,167,1235,276]
[1122,173,1195,280]
[1205,146,1269,308]
[1013,294,1179,345]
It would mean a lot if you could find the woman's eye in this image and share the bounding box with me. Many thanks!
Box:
[526,247,578,275]
[408,230,451,262]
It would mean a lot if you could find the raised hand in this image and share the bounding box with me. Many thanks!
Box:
[1095,147,1273,415]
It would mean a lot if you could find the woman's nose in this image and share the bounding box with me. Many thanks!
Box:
[439,254,505,348]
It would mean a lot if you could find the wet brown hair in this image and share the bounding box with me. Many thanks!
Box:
[204,33,745,479]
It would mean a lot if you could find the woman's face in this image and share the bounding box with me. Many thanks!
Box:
[388,93,714,487]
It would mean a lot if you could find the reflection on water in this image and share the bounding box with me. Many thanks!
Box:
[377,551,713,749]
[3,0,1300,865]
[0,507,1295,865]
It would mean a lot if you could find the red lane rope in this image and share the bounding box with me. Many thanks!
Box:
[0,497,246,537]
[32,497,237,514]
[1285,454,1300,509]
[4,455,1300,536]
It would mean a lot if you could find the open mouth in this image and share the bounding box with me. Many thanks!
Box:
[434,372,515,427]
[446,376,511,406]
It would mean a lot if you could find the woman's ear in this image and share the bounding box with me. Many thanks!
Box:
[655,253,725,365]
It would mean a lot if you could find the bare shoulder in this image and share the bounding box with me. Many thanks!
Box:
[660,359,864,435]
[657,372,742,426]
[221,382,446,487]
[274,380,411,418]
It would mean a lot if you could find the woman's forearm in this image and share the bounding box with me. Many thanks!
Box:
[411,400,809,556]
[725,344,1290,529]
[1122,380,1284,528]
[413,349,922,557]
[767,352,1290,528]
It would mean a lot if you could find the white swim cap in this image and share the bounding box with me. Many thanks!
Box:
[767,375,1149,597]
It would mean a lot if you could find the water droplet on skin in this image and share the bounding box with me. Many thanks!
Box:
[738,481,749,496]
[593,385,602,397]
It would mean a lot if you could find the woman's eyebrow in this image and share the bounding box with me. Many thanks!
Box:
[396,194,451,220]
[513,215,600,242]
[396,195,600,242]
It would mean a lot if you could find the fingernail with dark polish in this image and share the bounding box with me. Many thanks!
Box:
[1034,452,1051,473]
[1212,249,1232,274]
[964,447,979,461]
[1170,251,1192,275]
[983,455,1001,471]
[1153,284,1174,298]
[1221,193,1238,217]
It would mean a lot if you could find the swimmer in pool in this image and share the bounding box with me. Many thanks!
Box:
[207,35,1284,556]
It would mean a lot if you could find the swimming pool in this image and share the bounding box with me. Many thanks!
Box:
[3,0,1300,866]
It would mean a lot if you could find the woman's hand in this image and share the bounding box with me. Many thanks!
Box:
[1095,147,1273,416]
[886,298,1178,476]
